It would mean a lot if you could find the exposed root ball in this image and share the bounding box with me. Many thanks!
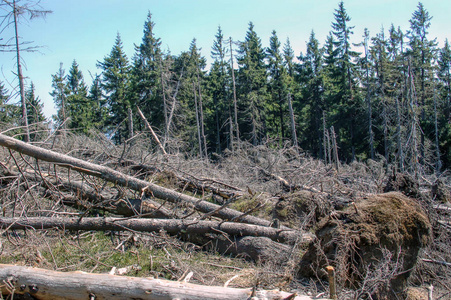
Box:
[298,192,431,299]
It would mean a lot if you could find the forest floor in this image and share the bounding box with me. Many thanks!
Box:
[0,132,450,299]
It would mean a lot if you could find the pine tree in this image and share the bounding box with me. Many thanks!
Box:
[237,22,268,145]
[97,33,131,143]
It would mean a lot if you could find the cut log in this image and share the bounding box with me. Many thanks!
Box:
[0,217,311,244]
[0,134,274,227]
[0,264,324,300]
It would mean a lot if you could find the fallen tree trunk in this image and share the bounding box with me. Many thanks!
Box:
[0,134,274,227]
[0,264,323,300]
[0,217,310,244]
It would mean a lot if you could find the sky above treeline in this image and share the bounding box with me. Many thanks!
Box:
[1,0,450,119]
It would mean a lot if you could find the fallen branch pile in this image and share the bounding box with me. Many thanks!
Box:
[0,133,317,298]
[0,133,276,227]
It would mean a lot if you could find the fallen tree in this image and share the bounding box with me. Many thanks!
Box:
[0,264,326,300]
[0,217,310,244]
[0,133,276,227]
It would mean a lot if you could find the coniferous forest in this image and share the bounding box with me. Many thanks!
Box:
[1,1,450,173]
[2,2,451,299]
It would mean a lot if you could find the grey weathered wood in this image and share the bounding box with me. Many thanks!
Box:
[0,264,324,300]
[0,133,272,227]
[0,217,311,244]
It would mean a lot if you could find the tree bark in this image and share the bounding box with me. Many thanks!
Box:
[0,217,309,244]
[13,0,29,143]
[0,133,275,227]
[0,264,322,300]
[288,93,298,147]
[136,106,167,155]
[229,37,240,148]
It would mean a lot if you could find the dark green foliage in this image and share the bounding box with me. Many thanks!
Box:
[207,26,230,153]
[0,82,18,124]
[36,2,451,170]
[328,1,364,161]
[266,30,289,146]
[236,22,268,145]
[130,12,164,133]
[97,33,131,143]
[50,63,69,128]
[297,31,326,157]
[25,82,45,124]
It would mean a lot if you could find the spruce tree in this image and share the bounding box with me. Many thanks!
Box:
[297,31,326,158]
[130,12,164,132]
[97,33,131,143]
[266,30,288,145]
[50,63,69,129]
[88,74,107,130]
[209,26,229,152]
[237,22,268,145]
[407,2,438,165]
[66,60,95,134]
[25,82,45,124]
[25,82,46,140]
[330,1,363,161]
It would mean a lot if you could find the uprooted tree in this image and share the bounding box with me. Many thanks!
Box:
[0,132,449,300]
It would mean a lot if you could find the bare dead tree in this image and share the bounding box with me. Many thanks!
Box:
[229,37,240,149]
[0,0,51,142]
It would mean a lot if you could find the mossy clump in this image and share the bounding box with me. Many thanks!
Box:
[299,192,431,300]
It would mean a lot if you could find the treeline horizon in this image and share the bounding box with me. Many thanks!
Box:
[1,1,450,173]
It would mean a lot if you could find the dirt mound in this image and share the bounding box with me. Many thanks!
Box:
[298,192,431,299]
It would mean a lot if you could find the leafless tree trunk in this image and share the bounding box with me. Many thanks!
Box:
[229,37,239,149]
[197,71,208,158]
[287,93,298,147]
[165,67,183,142]
[396,94,404,172]
[127,106,133,139]
[13,0,29,142]
[0,264,320,300]
[193,82,203,158]
[330,126,339,171]
[433,80,442,173]
[0,217,306,244]
[136,106,167,155]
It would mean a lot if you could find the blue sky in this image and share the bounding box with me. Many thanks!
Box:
[1,0,450,119]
